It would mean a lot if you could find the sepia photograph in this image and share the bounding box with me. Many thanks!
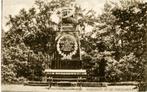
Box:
[1,0,147,92]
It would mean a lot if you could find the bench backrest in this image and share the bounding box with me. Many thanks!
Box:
[44,69,87,76]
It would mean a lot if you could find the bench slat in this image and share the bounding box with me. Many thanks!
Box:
[47,78,86,81]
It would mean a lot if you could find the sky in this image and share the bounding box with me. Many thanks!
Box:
[2,0,147,31]
[2,0,110,31]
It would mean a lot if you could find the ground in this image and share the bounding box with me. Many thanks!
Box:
[2,84,138,92]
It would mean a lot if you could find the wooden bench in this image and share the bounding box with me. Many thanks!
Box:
[44,69,87,88]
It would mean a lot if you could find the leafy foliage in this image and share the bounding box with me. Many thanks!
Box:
[81,1,147,82]
[2,0,60,83]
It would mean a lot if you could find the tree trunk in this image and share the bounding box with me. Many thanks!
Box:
[139,31,147,91]
[143,30,147,91]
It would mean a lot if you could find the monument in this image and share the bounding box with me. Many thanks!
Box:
[44,0,87,87]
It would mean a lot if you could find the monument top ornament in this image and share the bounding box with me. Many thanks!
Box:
[50,0,76,24]
[61,7,75,18]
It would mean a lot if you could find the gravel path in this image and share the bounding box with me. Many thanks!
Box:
[2,84,138,92]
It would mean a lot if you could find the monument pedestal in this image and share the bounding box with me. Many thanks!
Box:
[51,60,82,69]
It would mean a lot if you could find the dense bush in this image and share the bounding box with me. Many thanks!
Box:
[1,64,17,83]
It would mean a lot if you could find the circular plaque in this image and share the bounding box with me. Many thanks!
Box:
[57,34,78,59]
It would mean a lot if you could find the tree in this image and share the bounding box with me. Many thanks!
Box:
[97,1,147,81]
[81,0,147,82]
[2,0,64,82]
[2,0,96,82]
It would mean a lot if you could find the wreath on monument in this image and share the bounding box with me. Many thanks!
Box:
[57,34,78,59]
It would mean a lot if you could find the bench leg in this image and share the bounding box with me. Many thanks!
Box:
[77,77,82,89]
[76,78,79,87]
[48,79,52,89]
[79,81,82,90]
[48,82,51,89]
